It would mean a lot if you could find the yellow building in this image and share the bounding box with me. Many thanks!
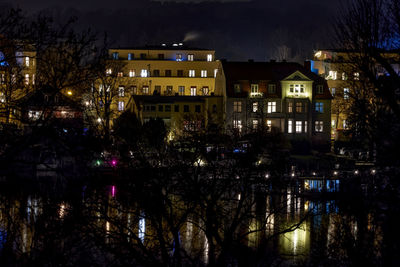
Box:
[107,44,225,137]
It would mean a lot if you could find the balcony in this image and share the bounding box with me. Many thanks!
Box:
[249,92,263,98]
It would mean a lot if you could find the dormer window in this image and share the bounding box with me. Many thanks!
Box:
[176,54,182,61]
[207,54,213,61]
[317,85,324,94]
[268,84,276,94]
[234,84,241,93]
[188,54,194,61]
[112,52,119,60]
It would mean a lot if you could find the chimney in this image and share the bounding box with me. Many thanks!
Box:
[304,60,311,71]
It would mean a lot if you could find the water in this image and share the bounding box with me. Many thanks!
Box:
[0,177,398,266]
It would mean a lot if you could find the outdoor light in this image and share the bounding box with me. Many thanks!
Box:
[96,160,101,166]
[354,170,359,175]
[67,90,72,95]
[291,172,295,177]
[312,172,316,176]
[111,186,116,197]
[111,159,117,167]
[97,118,101,123]
[265,173,269,178]
[371,169,376,175]
[334,171,338,175]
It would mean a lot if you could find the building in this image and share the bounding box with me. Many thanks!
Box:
[107,44,225,138]
[222,61,332,149]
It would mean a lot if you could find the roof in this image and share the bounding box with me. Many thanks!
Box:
[132,95,221,104]
[110,44,213,51]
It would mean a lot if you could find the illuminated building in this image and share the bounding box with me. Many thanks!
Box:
[222,61,332,149]
[108,44,225,137]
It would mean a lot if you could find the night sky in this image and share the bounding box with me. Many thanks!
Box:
[1,0,341,61]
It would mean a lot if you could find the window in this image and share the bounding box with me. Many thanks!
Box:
[154,85,161,94]
[317,85,324,94]
[142,86,149,94]
[267,120,272,131]
[201,70,207,77]
[153,70,160,77]
[24,74,29,85]
[252,119,258,129]
[296,102,302,113]
[330,87,336,96]
[0,74,5,84]
[112,52,119,60]
[28,110,41,120]
[178,86,185,95]
[190,86,196,96]
[177,70,183,77]
[290,84,305,94]
[158,105,163,112]
[343,120,347,129]
[140,53,147,59]
[304,121,308,133]
[214,69,218,77]
[250,84,259,96]
[118,86,125,97]
[233,120,242,133]
[25,56,29,67]
[288,101,293,113]
[344,88,350,99]
[158,54,164,60]
[118,101,124,111]
[195,105,201,113]
[106,68,112,75]
[32,74,35,85]
[328,70,337,80]
[296,121,302,133]
[176,53,182,61]
[234,84,241,93]
[129,70,135,77]
[128,53,133,60]
[267,101,276,113]
[315,121,323,132]
[189,70,195,77]
[354,72,360,80]
[165,105,171,112]
[233,101,242,113]
[288,120,293,133]
[184,105,189,112]
[331,120,336,127]
[174,105,179,112]
[202,87,209,95]
[268,84,276,94]
[165,70,171,77]
[117,72,123,77]
[212,104,217,113]
[188,54,194,61]
[166,85,173,95]
[131,86,137,94]
[150,105,156,112]
[141,69,148,77]
[207,54,213,61]
[315,102,323,113]
[342,72,347,80]
[252,102,258,112]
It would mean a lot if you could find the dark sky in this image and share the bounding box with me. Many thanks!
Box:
[1,0,341,61]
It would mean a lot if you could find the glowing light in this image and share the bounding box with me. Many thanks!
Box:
[67,91,72,95]
[85,101,89,106]
[314,51,322,58]
[96,160,101,166]
[371,169,376,175]
[354,170,359,175]
[139,212,146,243]
[111,186,116,197]
[111,159,117,167]
[312,172,316,176]
[265,173,269,178]
[291,172,295,177]
[334,171,338,175]
[59,203,66,218]
[97,118,101,123]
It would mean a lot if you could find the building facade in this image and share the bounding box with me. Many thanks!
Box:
[223,61,332,149]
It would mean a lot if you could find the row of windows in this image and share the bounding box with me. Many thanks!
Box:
[0,73,35,85]
[233,101,277,113]
[234,84,324,95]
[233,101,324,114]
[329,87,350,99]
[143,104,212,113]
[116,85,211,96]
[327,71,359,81]
[112,52,213,62]
[288,120,323,133]
[108,68,218,78]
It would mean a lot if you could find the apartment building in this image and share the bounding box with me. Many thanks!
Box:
[223,61,332,149]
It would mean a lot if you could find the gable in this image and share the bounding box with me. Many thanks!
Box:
[283,71,311,81]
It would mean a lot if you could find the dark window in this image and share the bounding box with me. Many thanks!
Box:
[234,84,241,93]
[174,105,179,112]
[158,105,163,112]
[154,85,161,94]
[268,84,276,94]
[158,53,164,60]
[184,105,189,112]
[140,53,146,59]
[153,70,160,77]
[195,105,201,113]
[112,52,119,60]
[166,86,173,95]
[165,70,172,77]
[150,105,156,111]
[177,70,183,77]
[212,104,217,113]
[165,105,171,112]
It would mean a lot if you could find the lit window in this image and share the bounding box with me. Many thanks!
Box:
[296,121,302,133]
[28,110,41,120]
[190,86,196,96]
[201,70,207,77]
[178,86,185,95]
[24,74,29,85]
[207,54,213,61]
[343,120,347,129]
[233,101,242,112]
[117,72,123,77]
[128,53,133,60]
[141,69,148,77]
[112,52,119,60]
[354,72,359,80]
[118,101,124,111]
[288,101,293,113]
[288,120,293,133]
[331,120,336,127]
[131,86,137,94]
[106,68,112,75]
[252,102,258,112]
[342,72,347,80]
[315,102,323,113]
[296,102,302,113]
[32,74,35,85]
[317,85,324,94]
[315,121,323,132]
[25,56,29,67]
[142,86,149,94]
[250,84,259,96]
[118,86,125,97]
[344,88,350,99]
[0,74,4,84]
[233,119,242,133]
[188,54,194,61]
[189,70,195,77]
[328,70,337,80]
[202,87,209,95]
[214,69,218,77]
[176,53,182,61]
[304,121,308,133]
[267,120,272,131]
[267,102,276,113]
[252,119,258,129]
[268,84,276,94]
[290,84,305,94]
[330,88,336,96]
